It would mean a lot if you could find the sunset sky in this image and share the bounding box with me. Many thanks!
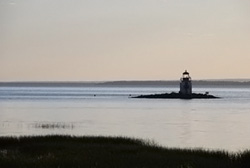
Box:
[1,0,250,81]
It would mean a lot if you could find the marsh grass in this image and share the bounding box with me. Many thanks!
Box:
[0,135,249,168]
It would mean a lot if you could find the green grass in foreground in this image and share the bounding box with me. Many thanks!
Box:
[0,135,249,168]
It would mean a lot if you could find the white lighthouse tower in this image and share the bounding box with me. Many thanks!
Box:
[180,70,192,95]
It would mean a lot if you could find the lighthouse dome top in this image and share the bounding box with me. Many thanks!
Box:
[183,70,189,75]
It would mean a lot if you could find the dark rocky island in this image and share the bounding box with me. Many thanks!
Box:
[133,92,219,99]
[133,71,219,99]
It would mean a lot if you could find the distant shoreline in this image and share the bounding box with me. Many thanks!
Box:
[0,80,250,87]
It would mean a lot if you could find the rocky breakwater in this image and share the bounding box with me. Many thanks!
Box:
[133,92,219,99]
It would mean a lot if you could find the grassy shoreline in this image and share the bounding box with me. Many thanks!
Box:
[0,135,249,168]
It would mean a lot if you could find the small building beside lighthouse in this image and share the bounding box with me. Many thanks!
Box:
[180,70,192,95]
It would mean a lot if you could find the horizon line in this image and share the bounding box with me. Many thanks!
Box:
[0,78,250,83]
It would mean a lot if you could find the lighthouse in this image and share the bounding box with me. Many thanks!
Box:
[180,70,192,95]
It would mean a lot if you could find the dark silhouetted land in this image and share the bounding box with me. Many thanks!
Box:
[0,135,249,168]
[133,92,219,99]
[0,80,250,87]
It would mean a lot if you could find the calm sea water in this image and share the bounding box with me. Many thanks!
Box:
[0,84,250,151]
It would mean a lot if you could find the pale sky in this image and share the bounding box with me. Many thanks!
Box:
[1,0,250,81]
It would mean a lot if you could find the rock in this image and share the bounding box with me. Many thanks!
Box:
[132,92,219,99]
